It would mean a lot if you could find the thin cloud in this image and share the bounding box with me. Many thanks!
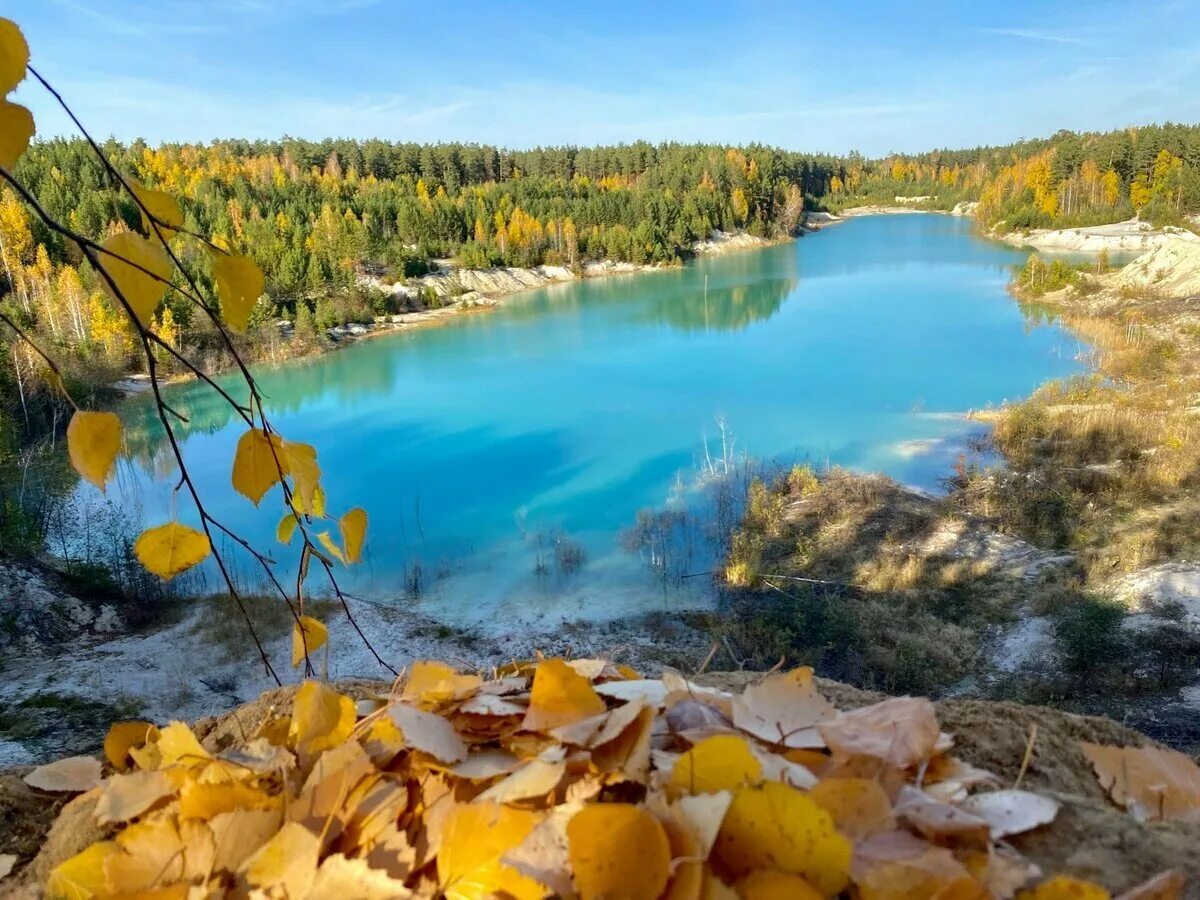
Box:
[977,27,1088,45]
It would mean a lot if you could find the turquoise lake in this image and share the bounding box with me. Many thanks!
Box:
[111,214,1086,628]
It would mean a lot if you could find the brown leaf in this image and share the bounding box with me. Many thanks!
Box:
[1081,742,1200,822]
[732,666,835,748]
[818,697,941,769]
[894,786,991,845]
[1114,869,1186,900]
[390,701,469,764]
[310,853,415,899]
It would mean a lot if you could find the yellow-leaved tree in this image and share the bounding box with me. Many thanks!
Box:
[0,16,387,682]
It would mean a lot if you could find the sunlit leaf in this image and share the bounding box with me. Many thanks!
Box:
[0,99,34,170]
[94,770,174,825]
[521,658,606,732]
[734,870,824,900]
[45,841,119,900]
[131,181,183,241]
[66,410,121,491]
[133,522,210,580]
[669,734,762,797]
[283,440,322,514]
[290,680,355,757]
[96,230,172,327]
[438,802,545,900]
[291,614,328,667]
[0,17,30,95]
[156,720,211,767]
[1018,876,1112,900]
[276,512,298,545]
[212,251,264,332]
[231,428,286,505]
[316,530,346,563]
[241,821,320,898]
[339,506,367,563]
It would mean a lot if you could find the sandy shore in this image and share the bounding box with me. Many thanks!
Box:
[994,218,1199,253]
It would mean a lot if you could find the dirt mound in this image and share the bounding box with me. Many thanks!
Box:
[5,675,1199,896]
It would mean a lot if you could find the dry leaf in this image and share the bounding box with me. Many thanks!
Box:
[310,853,414,899]
[476,746,566,805]
[404,660,483,706]
[669,734,762,796]
[95,770,174,824]
[808,777,897,841]
[818,697,940,770]
[960,789,1060,839]
[522,658,607,732]
[291,681,356,758]
[894,786,991,844]
[390,702,469,764]
[851,830,984,900]
[731,666,834,748]
[23,755,102,793]
[734,869,824,900]
[209,807,283,872]
[1080,742,1200,822]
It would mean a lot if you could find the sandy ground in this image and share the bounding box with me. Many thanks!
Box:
[995,218,1199,253]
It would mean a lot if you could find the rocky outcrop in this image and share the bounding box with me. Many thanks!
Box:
[1114,237,1200,297]
[997,219,1199,253]
[950,200,978,217]
[0,558,123,661]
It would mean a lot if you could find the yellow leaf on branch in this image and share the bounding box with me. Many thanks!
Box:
[133,522,210,580]
[231,428,286,505]
[339,507,367,563]
[316,530,345,563]
[212,251,264,332]
[291,614,328,667]
[0,99,34,170]
[276,512,298,545]
[0,17,30,95]
[66,410,122,491]
[131,180,183,241]
[96,230,172,327]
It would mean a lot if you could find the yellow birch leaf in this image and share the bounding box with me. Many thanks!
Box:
[276,512,298,544]
[403,660,482,706]
[283,440,322,514]
[310,853,415,900]
[103,720,157,770]
[438,802,545,900]
[0,18,30,94]
[212,251,264,332]
[231,428,287,505]
[669,734,763,797]
[96,230,172,327]
[157,720,211,767]
[131,181,183,240]
[241,822,320,898]
[133,522,210,580]
[731,665,835,748]
[317,530,345,563]
[0,100,32,171]
[734,870,824,900]
[290,680,356,757]
[67,410,121,491]
[340,506,368,563]
[179,780,276,819]
[713,782,851,896]
[567,803,671,900]
[521,658,606,732]
[291,614,328,667]
[45,841,119,900]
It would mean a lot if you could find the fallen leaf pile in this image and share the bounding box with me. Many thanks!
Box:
[15,661,1189,899]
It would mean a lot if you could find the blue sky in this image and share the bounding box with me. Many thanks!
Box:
[9,0,1200,155]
